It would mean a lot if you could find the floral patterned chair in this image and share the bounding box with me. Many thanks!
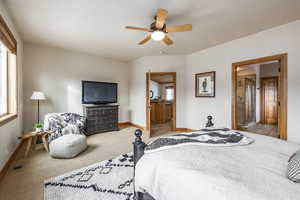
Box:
[44,113,87,158]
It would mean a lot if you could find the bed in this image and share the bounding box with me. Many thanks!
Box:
[132,129,300,200]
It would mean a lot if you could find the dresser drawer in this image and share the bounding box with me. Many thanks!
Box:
[83,105,119,135]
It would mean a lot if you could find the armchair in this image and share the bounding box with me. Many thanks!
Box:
[44,113,87,158]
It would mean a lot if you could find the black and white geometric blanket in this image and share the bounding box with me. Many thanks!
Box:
[44,153,134,200]
[145,130,254,153]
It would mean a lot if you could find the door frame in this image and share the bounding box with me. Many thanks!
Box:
[232,54,288,140]
[260,76,279,124]
[146,72,177,135]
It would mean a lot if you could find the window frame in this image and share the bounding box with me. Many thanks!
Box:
[165,86,174,101]
[0,15,18,126]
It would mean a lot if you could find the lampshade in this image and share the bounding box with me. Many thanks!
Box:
[31,91,46,100]
[151,31,165,41]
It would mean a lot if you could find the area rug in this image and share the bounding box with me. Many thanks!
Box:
[44,153,134,200]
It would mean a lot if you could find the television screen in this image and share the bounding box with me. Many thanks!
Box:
[82,81,117,104]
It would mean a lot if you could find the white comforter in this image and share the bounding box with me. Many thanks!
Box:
[135,131,300,200]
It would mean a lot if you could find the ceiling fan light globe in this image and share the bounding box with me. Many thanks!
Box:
[151,31,165,41]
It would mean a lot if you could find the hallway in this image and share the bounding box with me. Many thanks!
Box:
[239,124,278,138]
[150,121,172,137]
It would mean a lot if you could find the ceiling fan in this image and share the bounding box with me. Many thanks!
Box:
[125,8,192,46]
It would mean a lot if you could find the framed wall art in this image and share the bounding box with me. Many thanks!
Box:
[195,71,216,97]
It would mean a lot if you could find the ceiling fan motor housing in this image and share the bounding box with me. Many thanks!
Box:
[150,21,166,32]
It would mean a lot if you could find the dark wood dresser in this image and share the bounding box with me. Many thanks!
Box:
[83,105,119,135]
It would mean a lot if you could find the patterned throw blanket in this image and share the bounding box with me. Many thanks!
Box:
[145,129,254,153]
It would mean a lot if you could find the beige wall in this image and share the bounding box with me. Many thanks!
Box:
[0,3,23,170]
[23,43,130,132]
[129,56,187,128]
[186,19,300,143]
[129,19,300,144]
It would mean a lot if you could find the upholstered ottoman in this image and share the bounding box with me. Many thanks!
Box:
[49,134,87,158]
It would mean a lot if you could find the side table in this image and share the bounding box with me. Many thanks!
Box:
[18,130,53,157]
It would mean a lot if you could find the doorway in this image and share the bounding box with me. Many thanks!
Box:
[146,72,176,137]
[232,54,287,140]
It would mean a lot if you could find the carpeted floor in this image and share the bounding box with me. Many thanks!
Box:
[0,126,178,200]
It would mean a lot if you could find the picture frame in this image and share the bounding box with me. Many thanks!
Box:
[195,71,216,97]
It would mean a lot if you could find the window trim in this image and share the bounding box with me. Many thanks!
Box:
[0,15,17,54]
[0,113,17,126]
[0,52,18,126]
[0,15,18,127]
[165,86,174,101]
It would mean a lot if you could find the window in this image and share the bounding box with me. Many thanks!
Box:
[165,86,174,101]
[0,43,8,115]
[0,15,17,124]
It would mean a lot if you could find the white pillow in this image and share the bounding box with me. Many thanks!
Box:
[287,149,300,183]
[62,124,80,135]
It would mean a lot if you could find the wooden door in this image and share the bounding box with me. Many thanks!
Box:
[155,102,165,123]
[166,103,173,121]
[150,102,156,123]
[261,77,278,124]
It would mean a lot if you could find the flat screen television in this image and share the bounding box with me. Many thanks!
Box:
[82,81,117,104]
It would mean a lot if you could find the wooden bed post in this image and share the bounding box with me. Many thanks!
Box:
[133,129,146,200]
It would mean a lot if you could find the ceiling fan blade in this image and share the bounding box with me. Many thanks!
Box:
[166,24,192,32]
[138,35,152,45]
[125,26,151,32]
[163,35,173,46]
[156,8,168,29]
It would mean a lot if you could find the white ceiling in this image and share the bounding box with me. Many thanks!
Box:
[4,0,300,61]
